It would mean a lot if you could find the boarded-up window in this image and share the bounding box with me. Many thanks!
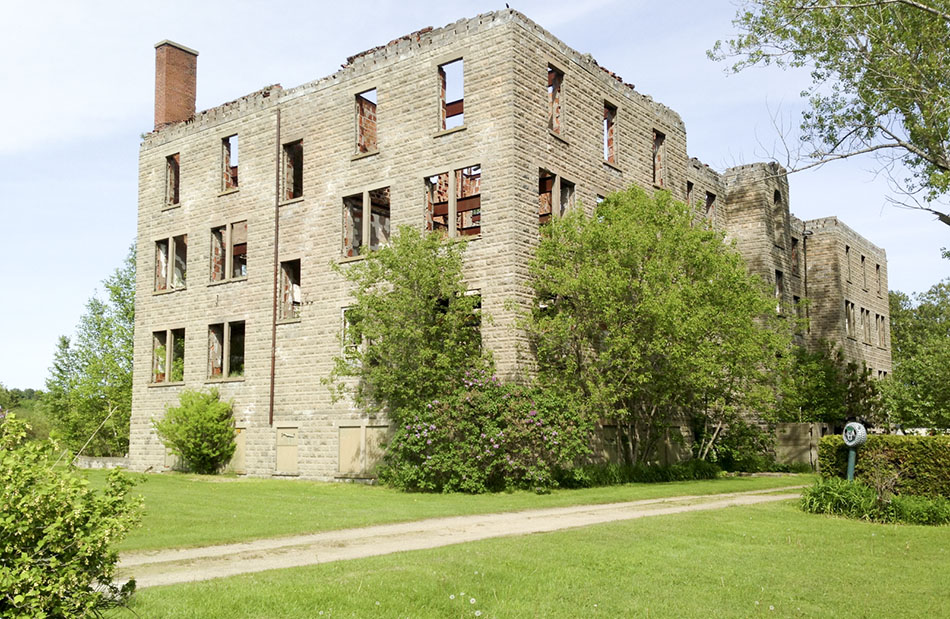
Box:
[276,427,299,474]
[548,66,563,134]
[282,140,303,200]
[280,259,301,320]
[439,59,464,130]
[222,135,238,190]
[339,425,389,475]
[356,89,378,153]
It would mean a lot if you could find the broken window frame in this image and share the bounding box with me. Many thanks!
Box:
[279,259,302,321]
[282,140,303,201]
[438,58,464,130]
[548,65,564,134]
[651,129,665,186]
[343,187,391,258]
[355,88,378,154]
[210,221,248,283]
[151,328,185,384]
[539,169,575,225]
[222,135,239,191]
[154,234,188,292]
[426,166,481,237]
[165,153,180,206]
[208,320,245,380]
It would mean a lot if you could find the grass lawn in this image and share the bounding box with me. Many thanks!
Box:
[83,470,811,551]
[112,500,950,618]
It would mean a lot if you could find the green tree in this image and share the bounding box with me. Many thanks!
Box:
[0,413,140,616]
[325,227,490,422]
[712,0,950,223]
[526,187,790,465]
[44,244,135,456]
[779,340,883,427]
[883,279,950,429]
[154,389,236,474]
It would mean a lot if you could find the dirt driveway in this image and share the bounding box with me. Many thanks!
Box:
[119,485,803,588]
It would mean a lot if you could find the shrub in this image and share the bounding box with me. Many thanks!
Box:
[558,459,720,489]
[379,373,592,493]
[0,413,141,617]
[154,389,236,474]
[818,434,950,497]
[801,477,950,525]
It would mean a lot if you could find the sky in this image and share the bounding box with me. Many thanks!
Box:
[1,0,947,390]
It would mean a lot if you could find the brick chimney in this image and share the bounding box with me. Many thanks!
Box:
[154,40,199,130]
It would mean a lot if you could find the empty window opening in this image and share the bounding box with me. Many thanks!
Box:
[793,295,803,319]
[705,192,716,215]
[426,166,480,237]
[439,59,464,130]
[652,129,665,186]
[876,313,885,347]
[845,245,851,281]
[861,255,867,289]
[862,308,871,343]
[845,300,855,337]
[280,259,301,320]
[772,189,784,246]
[209,321,245,379]
[559,178,575,214]
[166,153,180,206]
[343,187,391,257]
[686,181,694,207]
[342,307,362,360]
[876,264,882,294]
[774,270,784,314]
[154,234,187,291]
[356,89,378,153]
[152,328,185,383]
[603,104,617,163]
[548,65,563,133]
[210,221,248,282]
[282,140,303,200]
[790,237,800,276]
[538,170,555,224]
[222,135,239,190]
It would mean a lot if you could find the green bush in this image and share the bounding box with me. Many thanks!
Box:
[801,477,950,525]
[153,389,236,475]
[0,413,141,617]
[379,373,592,493]
[558,459,720,489]
[818,434,950,497]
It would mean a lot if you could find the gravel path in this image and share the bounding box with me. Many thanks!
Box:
[119,485,804,589]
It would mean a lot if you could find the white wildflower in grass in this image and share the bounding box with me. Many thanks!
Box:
[475,611,482,617]
[470,598,476,604]
[450,594,455,600]
[769,606,775,611]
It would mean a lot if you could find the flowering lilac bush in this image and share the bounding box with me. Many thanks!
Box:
[379,371,592,492]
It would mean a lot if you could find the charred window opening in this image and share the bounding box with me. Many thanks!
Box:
[705,191,716,215]
[152,328,185,383]
[603,104,617,163]
[343,187,391,257]
[209,321,245,379]
[548,65,563,134]
[166,153,180,206]
[282,140,303,200]
[439,59,464,130]
[356,89,378,153]
[222,135,239,190]
[427,166,481,237]
[790,237,800,276]
[652,129,665,186]
[154,234,187,291]
[280,259,301,321]
[210,221,247,282]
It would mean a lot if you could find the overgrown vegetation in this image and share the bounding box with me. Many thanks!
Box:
[802,477,950,525]
[44,243,135,456]
[154,389,236,474]
[526,186,790,466]
[380,372,591,493]
[0,413,141,616]
[325,227,490,423]
[818,434,950,497]
[558,459,720,488]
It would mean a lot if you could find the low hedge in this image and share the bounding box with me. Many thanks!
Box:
[818,435,950,497]
[557,459,720,489]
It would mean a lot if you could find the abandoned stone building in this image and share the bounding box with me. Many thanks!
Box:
[129,10,891,478]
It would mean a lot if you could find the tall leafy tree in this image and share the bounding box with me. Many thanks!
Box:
[712,0,950,223]
[325,227,489,422]
[883,278,950,429]
[526,187,790,464]
[44,244,135,456]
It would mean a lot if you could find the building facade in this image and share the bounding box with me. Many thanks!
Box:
[129,10,890,478]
